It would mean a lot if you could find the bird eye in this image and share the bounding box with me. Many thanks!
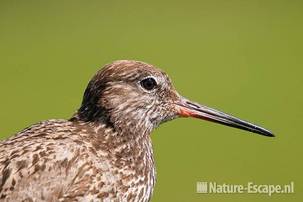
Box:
[140,77,157,91]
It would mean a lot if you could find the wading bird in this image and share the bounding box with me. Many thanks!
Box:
[0,60,273,201]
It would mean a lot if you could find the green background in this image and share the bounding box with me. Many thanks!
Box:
[0,0,302,201]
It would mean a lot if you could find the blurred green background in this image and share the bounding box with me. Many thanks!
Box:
[0,0,302,201]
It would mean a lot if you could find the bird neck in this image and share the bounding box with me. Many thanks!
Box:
[69,118,154,165]
[71,95,156,140]
[71,112,153,139]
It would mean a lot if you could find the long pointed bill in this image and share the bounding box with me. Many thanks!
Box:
[176,97,274,137]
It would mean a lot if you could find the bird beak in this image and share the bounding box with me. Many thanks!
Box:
[175,97,274,137]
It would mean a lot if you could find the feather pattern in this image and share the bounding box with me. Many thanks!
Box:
[0,60,179,202]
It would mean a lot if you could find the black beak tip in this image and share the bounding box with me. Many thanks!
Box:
[265,133,275,137]
[267,132,275,137]
[259,130,275,137]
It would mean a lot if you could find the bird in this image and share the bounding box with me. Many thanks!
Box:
[0,60,274,202]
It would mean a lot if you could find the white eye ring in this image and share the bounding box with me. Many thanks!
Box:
[139,76,158,92]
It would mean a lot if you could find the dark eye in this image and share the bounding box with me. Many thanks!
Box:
[140,77,157,91]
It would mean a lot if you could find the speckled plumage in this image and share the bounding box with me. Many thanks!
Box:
[0,60,179,202]
[0,60,273,202]
[1,119,155,201]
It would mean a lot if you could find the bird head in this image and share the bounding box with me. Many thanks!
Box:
[75,60,273,137]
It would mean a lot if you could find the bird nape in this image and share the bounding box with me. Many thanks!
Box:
[0,60,274,202]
